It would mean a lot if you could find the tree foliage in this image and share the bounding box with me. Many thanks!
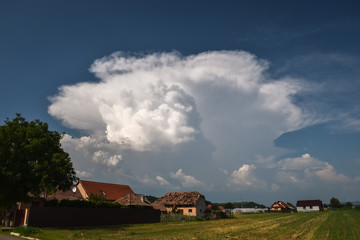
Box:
[0,114,78,208]
[345,202,353,208]
[215,201,267,209]
[329,197,341,209]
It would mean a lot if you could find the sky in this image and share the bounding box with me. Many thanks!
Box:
[1,0,360,206]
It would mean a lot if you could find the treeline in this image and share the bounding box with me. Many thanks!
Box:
[144,195,158,203]
[211,201,267,209]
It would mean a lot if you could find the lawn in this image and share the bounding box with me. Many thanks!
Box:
[7,210,360,240]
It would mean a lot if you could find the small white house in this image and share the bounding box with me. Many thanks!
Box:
[296,200,323,212]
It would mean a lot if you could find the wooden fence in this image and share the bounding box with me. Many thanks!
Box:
[27,207,160,227]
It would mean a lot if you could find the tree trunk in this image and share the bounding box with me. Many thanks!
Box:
[3,204,17,227]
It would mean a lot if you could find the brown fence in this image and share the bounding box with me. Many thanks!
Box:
[27,207,160,227]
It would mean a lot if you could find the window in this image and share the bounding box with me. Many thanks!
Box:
[189,209,192,213]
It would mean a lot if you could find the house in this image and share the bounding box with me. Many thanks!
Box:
[270,201,294,213]
[10,180,135,227]
[115,193,167,212]
[296,200,323,212]
[154,192,207,217]
[76,180,134,201]
[115,193,152,207]
[45,185,84,201]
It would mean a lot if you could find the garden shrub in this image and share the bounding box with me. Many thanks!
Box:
[161,213,205,222]
[13,226,41,236]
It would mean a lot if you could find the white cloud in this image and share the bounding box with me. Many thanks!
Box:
[75,170,92,178]
[170,169,205,188]
[48,51,332,199]
[219,168,229,175]
[156,176,170,186]
[50,51,312,153]
[228,164,266,189]
[277,153,350,184]
[315,163,350,183]
[93,150,122,167]
[271,183,280,192]
[355,176,360,183]
[278,153,321,170]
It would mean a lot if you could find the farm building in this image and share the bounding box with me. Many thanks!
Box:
[7,180,137,227]
[154,192,207,217]
[270,201,294,213]
[296,200,323,212]
[76,180,134,201]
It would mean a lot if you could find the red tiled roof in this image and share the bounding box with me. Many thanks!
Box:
[154,192,204,206]
[296,200,323,207]
[79,180,134,201]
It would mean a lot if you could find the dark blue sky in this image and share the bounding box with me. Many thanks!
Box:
[1,0,360,204]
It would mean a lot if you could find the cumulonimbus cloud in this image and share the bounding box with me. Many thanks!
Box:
[49,51,312,152]
[49,50,324,196]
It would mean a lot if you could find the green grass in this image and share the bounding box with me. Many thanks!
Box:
[8,210,360,240]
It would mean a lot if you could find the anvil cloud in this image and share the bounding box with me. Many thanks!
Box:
[48,51,353,202]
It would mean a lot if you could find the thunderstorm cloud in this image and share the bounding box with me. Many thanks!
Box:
[48,51,354,201]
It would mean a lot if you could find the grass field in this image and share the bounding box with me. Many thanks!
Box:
[8,210,360,239]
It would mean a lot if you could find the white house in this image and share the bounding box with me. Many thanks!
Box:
[296,200,323,212]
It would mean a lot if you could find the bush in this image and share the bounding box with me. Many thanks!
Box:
[13,226,41,236]
[355,204,360,211]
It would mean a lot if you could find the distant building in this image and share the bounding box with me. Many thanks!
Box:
[270,201,294,213]
[296,200,323,212]
[154,192,207,217]
[76,180,134,201]
[232,208,268,213]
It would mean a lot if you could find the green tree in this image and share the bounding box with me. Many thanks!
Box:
[329,197,341,209]
[223,202,235,209]
[0,114,78,209]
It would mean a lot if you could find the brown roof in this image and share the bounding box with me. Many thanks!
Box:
[79,180,134,201]
[154,192,204,206]
[271,201,294,209]
[296,200,323,207]
[28,185,84,201]
[46,185,84,201]
[115,193,152,207]
[151,202,167,212]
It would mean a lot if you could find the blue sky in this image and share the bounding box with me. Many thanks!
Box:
[1,0,360,205]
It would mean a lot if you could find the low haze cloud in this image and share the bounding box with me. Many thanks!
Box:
[48,50,355,203]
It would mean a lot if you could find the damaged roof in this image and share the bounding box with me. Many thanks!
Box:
[115,193,152,206]
[154,192,204,206]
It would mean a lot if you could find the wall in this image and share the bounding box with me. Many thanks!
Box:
[297,206,320,212]
[27,207,160,227]
[196,197,206,217]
